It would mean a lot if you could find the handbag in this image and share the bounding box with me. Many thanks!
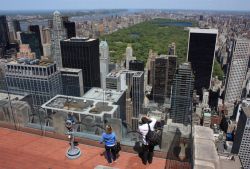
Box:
[133,141,143,153]
[114,142,121,154]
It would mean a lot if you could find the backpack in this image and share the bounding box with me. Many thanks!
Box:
[145,123,161,146]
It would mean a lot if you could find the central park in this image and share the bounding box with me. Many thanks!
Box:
[101,18,223,80]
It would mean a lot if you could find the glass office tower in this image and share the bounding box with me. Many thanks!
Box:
[61,37,100,92]
[187,28,217,97]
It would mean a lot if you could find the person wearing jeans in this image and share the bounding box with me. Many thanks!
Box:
[100,125,117,164]
[138,116,157,165]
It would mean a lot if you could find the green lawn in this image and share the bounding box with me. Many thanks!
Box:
[101,19,189,64]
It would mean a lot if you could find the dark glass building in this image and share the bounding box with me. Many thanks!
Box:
[61,16,76,39]
[29,25,43,57]
[170,63,194,125]
[152,55,177,103]
[0,15,9,56]
[12,19,21,32]
[60,68,84,97]
[129,60,144,71]
[63,21,76,39]
[61,38,101,92]
[187,28,217,97]
[208,89,220,110]
[20,32,42,59]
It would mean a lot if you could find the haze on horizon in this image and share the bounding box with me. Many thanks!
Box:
[1,0,250,11]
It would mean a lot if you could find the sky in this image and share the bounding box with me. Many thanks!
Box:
[1,0,250,11]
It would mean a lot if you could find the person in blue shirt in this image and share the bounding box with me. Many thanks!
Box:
[100,125,117,164]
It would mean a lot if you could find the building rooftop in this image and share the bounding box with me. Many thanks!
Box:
[83,87,125,103]
[158,54,177,59]
[7,58,54,67]
[132,71,144,77]
[99,40,108,48]
[107,70,123,78]
[41,95,118,118]
[189,28,218,34]
[53,10,61,15]
[179,62,192,69]
[64,37,96,42]
[0,127,169,169]
[107,69,144,78]
[219,155,242,169]
[193,126,220,169]
[0,92,27,101]
[60,67,82,73]
[193,126,215,142]
[129,60,144,64]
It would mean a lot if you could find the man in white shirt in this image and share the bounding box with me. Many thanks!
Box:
[138,116,157,165]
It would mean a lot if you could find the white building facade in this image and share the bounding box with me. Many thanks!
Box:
[51,11,66,68]
[99,41,109,89]
[225,39,250,103]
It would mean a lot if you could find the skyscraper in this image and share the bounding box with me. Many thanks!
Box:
[20,32,42,59]
[231,106,250,169]
[106,71,126,91]
[42,28,51,44]
[0,59,7,92]
[187,28,217,97]
[152,55,177,103]
[29,25,43,57]
[42,43,51,58]
[51,11,66,67]
[5,59,62,107]
[60,68,84,97]
[170,63,194,125]
[41,27,52,58]
[12,19,21,41]
[129,60,144,72]
[167,42,176,55]
[125,44,136,69]
[123,70,144,129]
[0,15,9,56]
[105,70,144,129]
[61,37,100,92]
[131,71,144,118]
[63,21,76,39]
[12,19,21,33]
[224,39,250,103]
[99,40,109,89]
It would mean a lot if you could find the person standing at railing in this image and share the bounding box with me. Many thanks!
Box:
[138,116,157,165]
[100,125,117,164]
